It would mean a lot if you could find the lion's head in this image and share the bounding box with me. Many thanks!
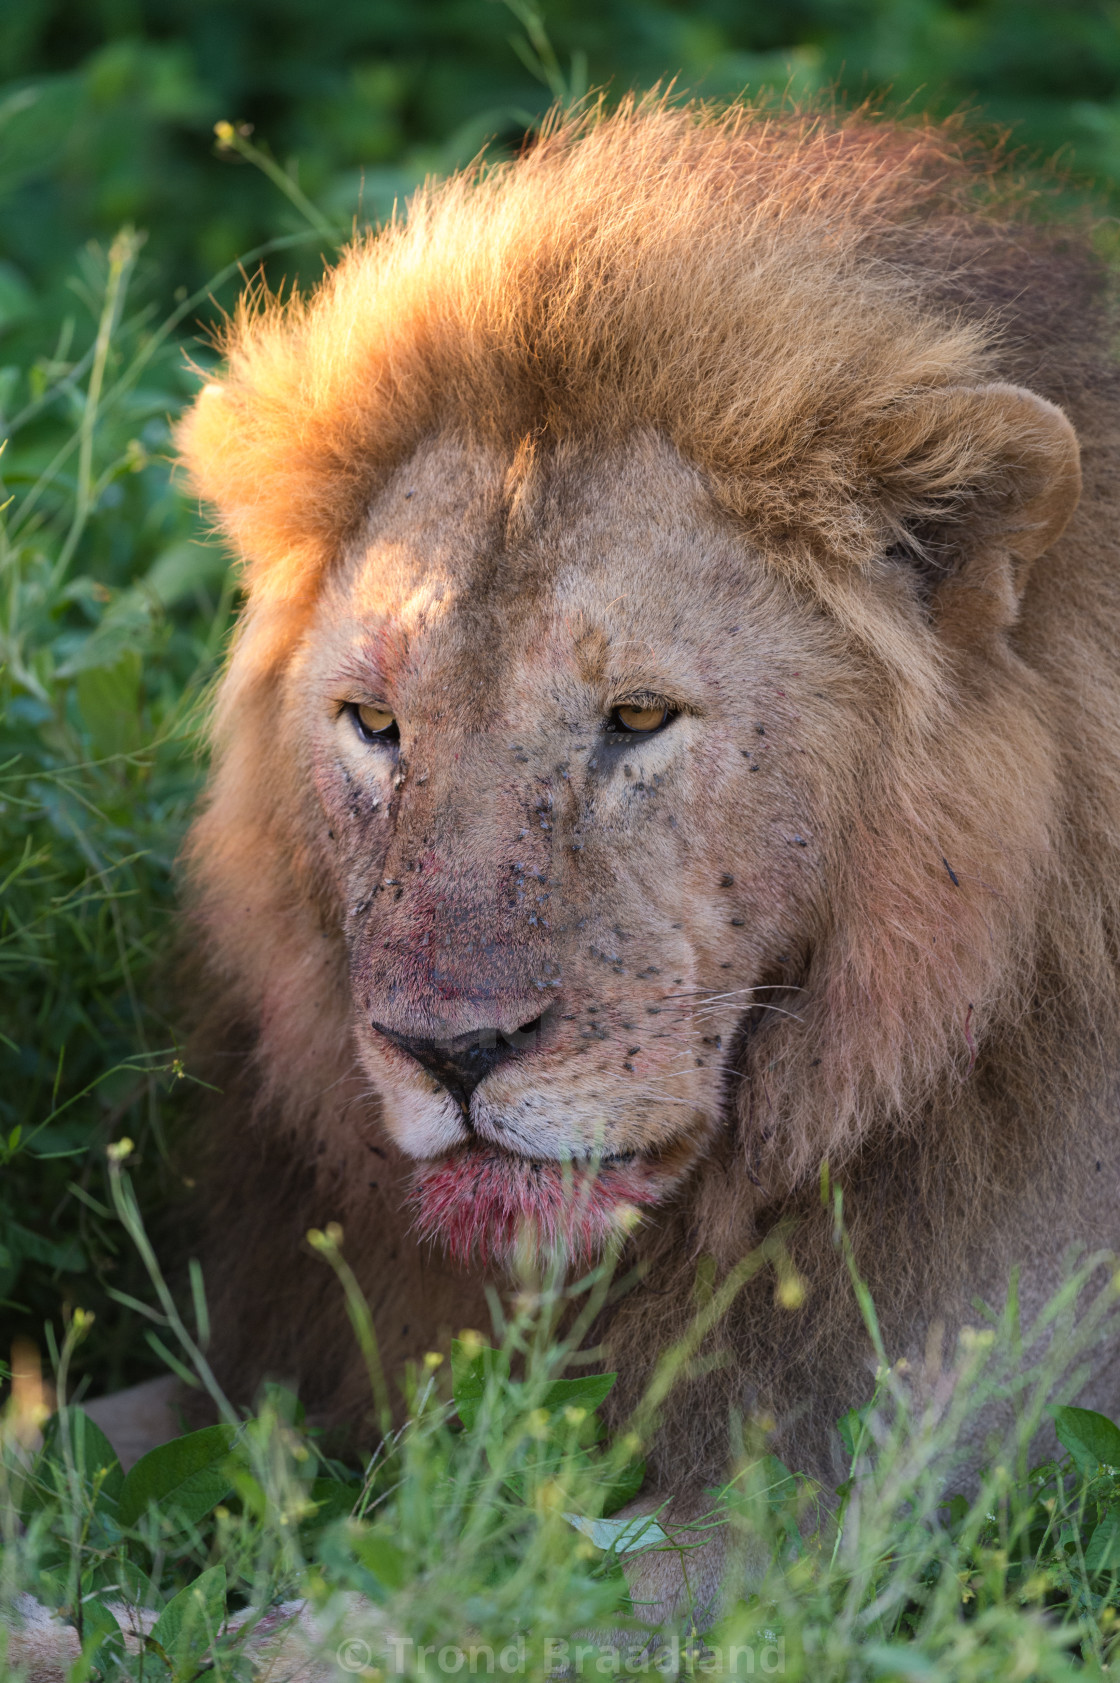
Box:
[180,102,1084,1274]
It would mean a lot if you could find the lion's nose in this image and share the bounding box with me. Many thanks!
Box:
[379,1017,544,1107]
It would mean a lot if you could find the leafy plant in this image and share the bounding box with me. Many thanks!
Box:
[5,1150,1120,1678]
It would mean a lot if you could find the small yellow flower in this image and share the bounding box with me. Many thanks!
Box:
[307,1223,343,1251]
[534,1478,564,1512]
[1019,1572,1051,1603]
[423,1350,443,1371]
[775,1272,806,1310]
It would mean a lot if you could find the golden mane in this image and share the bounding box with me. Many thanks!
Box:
[180,98,1091,604]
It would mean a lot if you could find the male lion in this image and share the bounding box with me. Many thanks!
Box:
[173,101,1120,1512]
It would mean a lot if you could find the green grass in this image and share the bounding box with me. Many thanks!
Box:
[6,1164,1120,1679]
[0,221,246,1395]
[7,2,1120,1675]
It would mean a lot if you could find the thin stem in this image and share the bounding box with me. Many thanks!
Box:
[214,122,338,241]
[307,1224,392,1431]
[52,230,140,585]
[105,1149,239,1429]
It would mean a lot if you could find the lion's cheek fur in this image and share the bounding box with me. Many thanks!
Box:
[740,653,1062,1204]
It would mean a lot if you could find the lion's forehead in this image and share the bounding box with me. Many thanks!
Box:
[320,432,781,717]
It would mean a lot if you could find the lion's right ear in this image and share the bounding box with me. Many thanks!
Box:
[176,376,326,602]
[177,380,229,478]
[869,382,1081,642]
[176,378,246,555]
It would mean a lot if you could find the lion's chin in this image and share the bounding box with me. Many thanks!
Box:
[408,1145,670,1268]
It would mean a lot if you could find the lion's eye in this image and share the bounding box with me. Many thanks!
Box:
[347,702,399,744]
[611,703,671,734]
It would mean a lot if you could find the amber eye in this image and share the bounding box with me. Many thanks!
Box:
[347,702,399,744]
[611,702,671,734]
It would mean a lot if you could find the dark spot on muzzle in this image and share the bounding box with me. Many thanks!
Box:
[376,1017,544,1113]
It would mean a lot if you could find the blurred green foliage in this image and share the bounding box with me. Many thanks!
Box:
[2,0,1120,1393]
[4,0,1120,315]
[0,226,235,1390]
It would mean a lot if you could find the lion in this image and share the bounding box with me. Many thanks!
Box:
[169,99,1120,1527]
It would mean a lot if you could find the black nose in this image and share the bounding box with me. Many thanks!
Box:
[379,1018,543,1109]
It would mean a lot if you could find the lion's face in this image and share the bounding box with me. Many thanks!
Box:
[294,430,866,1263]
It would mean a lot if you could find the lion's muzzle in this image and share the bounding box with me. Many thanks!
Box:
[372,1017,544,1112]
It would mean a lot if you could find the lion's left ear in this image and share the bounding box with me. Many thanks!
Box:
[870,382,1081,636]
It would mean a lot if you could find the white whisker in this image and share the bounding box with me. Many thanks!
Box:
[690,1002,804,1023]
[665,984,805,997]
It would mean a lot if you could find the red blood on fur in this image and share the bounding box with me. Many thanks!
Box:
[410,1148,663,1266]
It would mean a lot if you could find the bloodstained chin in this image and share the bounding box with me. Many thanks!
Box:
[409,1147,664,1266]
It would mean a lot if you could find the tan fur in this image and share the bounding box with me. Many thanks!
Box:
[177,99,1120,1489]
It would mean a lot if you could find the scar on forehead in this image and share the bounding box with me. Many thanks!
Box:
[337,621,412,689]
[503,433,545,547]
[574,625,611,685]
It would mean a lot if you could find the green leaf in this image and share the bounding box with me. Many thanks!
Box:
[75,1593,126,1671]
[85,1553,155,1603]
[117,1423,237,1528]
[39,1408,123,1510]
[229,1466,267,1519]
[148,1562,226,1679]
[1085,1512,1120,1572]
[861,1643,941,1679]
[838,1403,874,1462]
[534,1373,617,1415]
[258,1380,305,1426]
[565,1511,670,1552]
[756,1453,799,1511]
[352,1530,409,1591]
[602,1454,646,1516]
[316,1520,409,1601]
[1051,1406,1120,1478]
[73,649,144,756]
[5,1221,87,1272]
[451,1338,510,1431]
[305,1476,359,1529]
[142,539,228,607]
[0,259,34,332]
[940,1492,971,1532]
